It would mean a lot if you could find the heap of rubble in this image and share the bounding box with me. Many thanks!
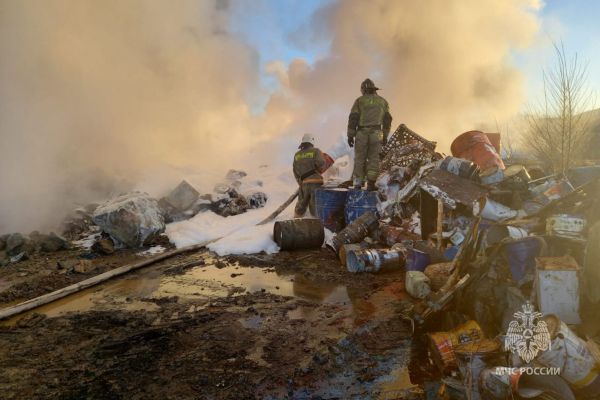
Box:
[322,124,600,399]
[5,169,273,265]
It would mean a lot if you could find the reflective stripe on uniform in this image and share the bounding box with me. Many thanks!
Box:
[295,151,315,161]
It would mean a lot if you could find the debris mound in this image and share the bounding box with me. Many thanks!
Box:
[93,192,165,248]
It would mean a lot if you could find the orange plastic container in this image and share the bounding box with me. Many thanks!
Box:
[451,131,505,171]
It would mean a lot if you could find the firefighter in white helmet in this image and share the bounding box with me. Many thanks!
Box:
[293,133,326,218]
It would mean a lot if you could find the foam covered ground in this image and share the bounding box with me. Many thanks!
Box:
[165,142,353,256]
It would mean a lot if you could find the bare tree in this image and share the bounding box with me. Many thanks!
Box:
[524,42,595,173]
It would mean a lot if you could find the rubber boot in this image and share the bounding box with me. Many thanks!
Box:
[367,180,377,192]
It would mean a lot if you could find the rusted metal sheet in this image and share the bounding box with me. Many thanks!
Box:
[419,169,488,210]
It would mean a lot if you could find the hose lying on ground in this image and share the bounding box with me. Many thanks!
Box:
[0,190,300,320]
[0,241,215,320]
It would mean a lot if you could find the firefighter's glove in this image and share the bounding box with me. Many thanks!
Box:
[348,136,354,148]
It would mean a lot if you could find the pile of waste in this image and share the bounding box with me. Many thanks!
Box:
[276,124,600,399]
[57,170,269,254]
[0,231,69,266]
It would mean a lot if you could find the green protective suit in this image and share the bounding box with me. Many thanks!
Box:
[293,145,325,217]
[347,93,392,184]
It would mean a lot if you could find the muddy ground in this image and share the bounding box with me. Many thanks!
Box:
[0,247,428,399]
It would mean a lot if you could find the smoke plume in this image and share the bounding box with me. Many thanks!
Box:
[0,0,542,233]
[262,0,542,148]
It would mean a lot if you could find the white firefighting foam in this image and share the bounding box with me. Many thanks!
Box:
[166,140,353,256]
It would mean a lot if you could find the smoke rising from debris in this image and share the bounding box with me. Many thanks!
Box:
[264,0,542,147]
[0,0,542,233]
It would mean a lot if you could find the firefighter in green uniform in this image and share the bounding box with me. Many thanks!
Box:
[347,78,392,191]
[293,133,326,218]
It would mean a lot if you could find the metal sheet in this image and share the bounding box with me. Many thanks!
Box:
[535,256,581,324]
[419,169,488,210]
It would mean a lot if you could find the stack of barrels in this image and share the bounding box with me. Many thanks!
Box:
[273,187,379,252]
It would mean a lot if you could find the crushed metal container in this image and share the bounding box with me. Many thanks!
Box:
[428,320,484,373]
[536,315,600,393]
[535,256,581,324]
[328,210,378,254]
[546,214,586,239]
[530,177,574,205]
[454,339,502,400]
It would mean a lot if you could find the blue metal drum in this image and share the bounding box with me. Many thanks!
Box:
[344,189,379,225]
[314,188,348,232]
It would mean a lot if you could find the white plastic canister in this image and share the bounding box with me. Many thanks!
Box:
[536,321,600,388]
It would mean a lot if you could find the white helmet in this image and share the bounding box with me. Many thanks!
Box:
[300,133,315,145]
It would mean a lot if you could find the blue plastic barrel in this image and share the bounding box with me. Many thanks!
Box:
[345,189,379,225]
[444,245,459,261]
[504,237,541,284]
[406,248,431,271]
[315,188,348,232]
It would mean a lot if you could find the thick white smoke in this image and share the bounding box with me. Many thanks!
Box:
[260,0,543,150]
[0,0,542,233]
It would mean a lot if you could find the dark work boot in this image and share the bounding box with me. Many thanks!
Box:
[367,180,377,191]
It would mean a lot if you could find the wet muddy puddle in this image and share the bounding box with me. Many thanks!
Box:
[1,253,422,398]
[4,256,360,323]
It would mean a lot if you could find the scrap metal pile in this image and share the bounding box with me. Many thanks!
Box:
[307,124,600,399]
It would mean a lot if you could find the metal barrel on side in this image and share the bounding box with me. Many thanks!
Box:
[438,156,480,180]
[346,248,405,273]
[314,187,348,232]
[344,189,379,225]
[338,243,365,268]
[273,219,324,251]
[328,210,379,254]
